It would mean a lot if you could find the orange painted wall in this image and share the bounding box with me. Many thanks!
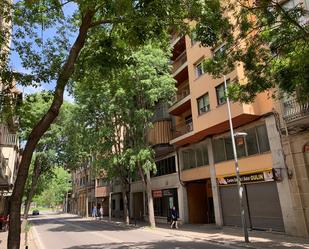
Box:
[180,153,273,182]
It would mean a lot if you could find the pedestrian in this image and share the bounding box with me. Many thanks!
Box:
[99,206,103,220]
[170,205,179,229]
[92,205,97,220]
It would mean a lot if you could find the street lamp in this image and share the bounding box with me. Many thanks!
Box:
[224,75,249,243]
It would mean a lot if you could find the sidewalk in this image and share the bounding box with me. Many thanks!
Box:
[0,228,38,249]
[103,217,309,249]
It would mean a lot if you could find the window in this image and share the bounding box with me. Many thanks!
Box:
[213,138,226,163]
[153,156,176,177]
[236,136,246,158]
[202,144,209,165]
[196,147,204,167]
[195,62,204,78]
[256,125,270,153]
[190,30,197,46]
[185,115,193,132]
[245,127,259,155]
[212,124,270,164]
[197,93,210,115]
[224,137,234,160]
[216,83,226,105]
[213,44,226,59]
[182,143,209,170]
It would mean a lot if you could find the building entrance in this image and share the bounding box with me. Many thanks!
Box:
[186,179,215,224]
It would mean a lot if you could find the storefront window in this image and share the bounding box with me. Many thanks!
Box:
[153,188,178,217]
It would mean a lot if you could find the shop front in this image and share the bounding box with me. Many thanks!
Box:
[152,188,178,219]
[218,169,284,232]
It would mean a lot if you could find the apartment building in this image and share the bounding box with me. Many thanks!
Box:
[130,102,186,223]
[0,0,21,220]
[168,32,302,236]
[95,171,110,217]
[71,166,95,217]
[274,94,309,237]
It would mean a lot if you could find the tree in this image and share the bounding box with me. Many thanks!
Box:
[2,1,203,247]
[71,41,175,227]
[19,92,72,221]
[34,166,71,208]
[192,0,309,102]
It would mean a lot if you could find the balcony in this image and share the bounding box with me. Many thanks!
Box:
[0,133,18,147]
[169,84,191,115]
[283,98,309,126]
[172,52,188,77]
[170,118,194,144]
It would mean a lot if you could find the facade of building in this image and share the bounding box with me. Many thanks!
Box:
[130,102,186,224]
[95,171,110,217]
[168,32,299,236]
[275,95,309,237]
[0,0,21,220]
[71,166,95,217]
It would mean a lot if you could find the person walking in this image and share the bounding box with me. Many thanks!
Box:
[92,205,97,220]
[170,206,178,229]
[99,206,103,220]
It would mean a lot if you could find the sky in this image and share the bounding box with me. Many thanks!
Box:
[9,1,77,103]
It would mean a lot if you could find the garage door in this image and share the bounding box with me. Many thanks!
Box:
[220,185,250,227]
[220,182,284,232]
[246,182,284,231]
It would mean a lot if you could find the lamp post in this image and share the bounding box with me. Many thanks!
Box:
[224,75,249,243]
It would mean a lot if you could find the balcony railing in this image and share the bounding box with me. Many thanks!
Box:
[0,133,18,146]
[172,52,187,74]
[172,119,193,139]
[171,85,190,104]
[283,99,309,122]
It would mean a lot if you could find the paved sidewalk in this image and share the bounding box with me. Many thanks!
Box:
[0,229,38,249]
[99,216,309,249]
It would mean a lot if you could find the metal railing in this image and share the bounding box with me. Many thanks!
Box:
[171,85,190,105]
[172,119,193,139]
[172,52,187,74]
[283,99,309,122]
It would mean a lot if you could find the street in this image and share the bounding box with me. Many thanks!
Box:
[30,213,237,249]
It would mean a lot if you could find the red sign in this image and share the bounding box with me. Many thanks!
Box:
[153,190,162,198]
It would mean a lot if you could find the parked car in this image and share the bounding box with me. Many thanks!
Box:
[32,209,40,215]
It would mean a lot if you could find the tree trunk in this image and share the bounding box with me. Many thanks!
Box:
[145,171,155,228]
[122,184,129,225]
[7,11,94,249]
[23,157,41,221]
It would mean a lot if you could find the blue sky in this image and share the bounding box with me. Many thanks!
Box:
[9,1,77,102]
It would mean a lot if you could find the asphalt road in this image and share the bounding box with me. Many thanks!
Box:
[30,213,240,249]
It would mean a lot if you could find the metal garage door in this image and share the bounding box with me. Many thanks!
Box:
[220,182,284,232]
[246,182,284,232]
[220,185,250,227]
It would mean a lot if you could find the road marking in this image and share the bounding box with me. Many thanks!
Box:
[31,224,47,249]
